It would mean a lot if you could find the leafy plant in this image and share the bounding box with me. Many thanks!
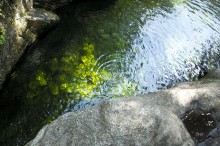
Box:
[0,26,5,45]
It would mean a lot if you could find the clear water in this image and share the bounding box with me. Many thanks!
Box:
[1,0,220,145]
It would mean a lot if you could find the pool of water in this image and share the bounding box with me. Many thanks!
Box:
[1,0,220,145]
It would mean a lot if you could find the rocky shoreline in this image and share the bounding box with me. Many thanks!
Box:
[1,1,220,146]
[0,0,74,89]
[26,69,220,146]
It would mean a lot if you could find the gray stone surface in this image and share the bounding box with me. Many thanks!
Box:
[26,69,220,146]
[0,0,59,89]
[26,8,59,35]
[27,100,194,146]
[198,123,220,146]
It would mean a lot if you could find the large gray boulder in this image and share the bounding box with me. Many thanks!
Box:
[26,69,220,145]
[26,99,194,146]
[0,0,59,89]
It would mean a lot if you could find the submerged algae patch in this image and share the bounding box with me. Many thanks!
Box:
[0,24,5,45]
[26,43,111,100]
[22,41,136,107]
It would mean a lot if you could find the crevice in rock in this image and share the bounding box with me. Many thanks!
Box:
[182,110,217,144]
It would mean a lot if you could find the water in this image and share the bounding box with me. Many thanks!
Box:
[182,110,216,143]
[1,0,220,145]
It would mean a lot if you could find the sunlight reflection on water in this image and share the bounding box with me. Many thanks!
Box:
[1,0,220,145]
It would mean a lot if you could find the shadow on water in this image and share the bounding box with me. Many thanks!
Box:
[182,110,217,143]
[1,0,220,145]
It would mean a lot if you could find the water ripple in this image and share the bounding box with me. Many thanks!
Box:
[1,0,220,145]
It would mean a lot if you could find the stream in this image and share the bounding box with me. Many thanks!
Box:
[1,0,220,145]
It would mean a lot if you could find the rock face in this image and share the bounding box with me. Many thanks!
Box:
[26,69,220,145]
[198,123,220,146]
[0,0,59,89]
[26,100,194,146]
[34,0,73,10]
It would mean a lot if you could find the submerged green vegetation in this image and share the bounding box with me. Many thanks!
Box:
[12,41,136,106]
[27,43,112,100]
[1,0,220,145]
[0,2,5,46]
[0,24,5,45]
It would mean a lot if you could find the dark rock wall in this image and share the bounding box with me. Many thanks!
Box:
[34,0,73,10]
[0,0,59,89]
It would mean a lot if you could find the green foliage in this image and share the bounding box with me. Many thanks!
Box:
[36,71,47,86]
[0,26,5,45]
[0,3,2,17]
[19,41,137,107]
[25,43,110,103]
[58,43,108,96]
[0,4,4,45]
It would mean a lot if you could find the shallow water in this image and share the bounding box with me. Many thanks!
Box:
[1,0,220,145]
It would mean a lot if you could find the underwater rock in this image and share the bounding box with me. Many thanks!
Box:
[0,0,59,89]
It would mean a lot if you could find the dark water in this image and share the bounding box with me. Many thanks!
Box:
[1,0,220,145]
[182,110,216,143]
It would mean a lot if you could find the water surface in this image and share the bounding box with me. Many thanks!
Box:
[1,0,220,145]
